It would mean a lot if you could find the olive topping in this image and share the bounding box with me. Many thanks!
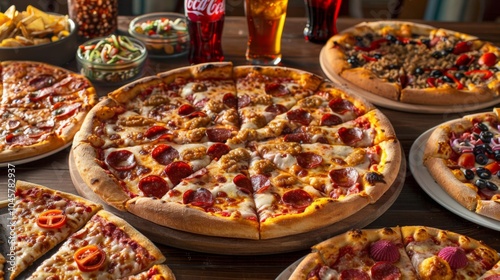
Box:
[387,64,400,70]
[414,67,425,75]
[458,65,469,71]
[430,70,443,78]
[373,53,382,59]
[475,167,492,179]
[442,75,454,83]
[463,169,475,180]
[386,34,397,43]
[454,71,466,79]
[432,51,443,59]
[486,181,498,191]
[494,150,500,161]
[475,179,487,189]
[421,38,430,47]
[480,131,494,143]
[347,55,361,67]
[477,123,489,131]
[439,49,449,57]
[475,153,489,165]
[472,144,493,155]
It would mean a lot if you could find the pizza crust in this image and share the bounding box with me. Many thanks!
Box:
[259,195,370,239]
[125,197,260,240]
[72,142,131,211]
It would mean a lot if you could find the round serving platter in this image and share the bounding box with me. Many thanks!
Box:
[319,21,500,114]
[68,150,406,255]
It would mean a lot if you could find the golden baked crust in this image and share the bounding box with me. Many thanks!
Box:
[73,62,402,240]
[323,21,500,106]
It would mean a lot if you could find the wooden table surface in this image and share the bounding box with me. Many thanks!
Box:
[2,16,500,279]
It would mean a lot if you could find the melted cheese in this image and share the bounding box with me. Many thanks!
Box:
[28,215,151,280]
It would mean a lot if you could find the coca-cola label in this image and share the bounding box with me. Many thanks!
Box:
[185,0,225,22]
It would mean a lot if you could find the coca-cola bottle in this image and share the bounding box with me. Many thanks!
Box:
[185,0,225,64]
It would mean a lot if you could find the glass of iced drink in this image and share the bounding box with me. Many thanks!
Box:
[244,0,289,65]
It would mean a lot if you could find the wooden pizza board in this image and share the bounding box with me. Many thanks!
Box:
[69,149,406,255]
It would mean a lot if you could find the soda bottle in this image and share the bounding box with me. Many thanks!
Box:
[185,0,225,64]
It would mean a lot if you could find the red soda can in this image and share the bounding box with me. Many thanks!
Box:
[185,0,225,64]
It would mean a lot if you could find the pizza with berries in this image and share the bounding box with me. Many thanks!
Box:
[324,21,500,106]
[424,108,500,221]
[289,226,499,280]
[73,62,402,240]
[0,61,97,163]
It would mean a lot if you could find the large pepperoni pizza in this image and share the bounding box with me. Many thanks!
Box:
[72,62,402,240]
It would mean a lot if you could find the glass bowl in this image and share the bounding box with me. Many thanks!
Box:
[76,35,147,85]
[129,12,189,59]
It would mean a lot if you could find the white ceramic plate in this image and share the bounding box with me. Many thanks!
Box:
[408,127,500,231]
[0,142,71,167]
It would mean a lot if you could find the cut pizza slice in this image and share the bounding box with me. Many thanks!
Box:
[124,264,176,280]
[248,155,371,239]
[423,110,500,217]
[401,226,500,280]
[126,147,260,239]
[9,181,102,280]
[253,138,401,203]
[1,61,93,108]
[73,140,237,210]
[233,65,323,130]
[27,210,165,280]
[479,259,500,280]
[253,109,396,147]
[289,227,417,279]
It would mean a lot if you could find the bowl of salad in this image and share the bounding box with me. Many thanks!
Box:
[128,12,189,59]
[76,35,147,84]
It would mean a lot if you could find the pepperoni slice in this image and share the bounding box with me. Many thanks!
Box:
[183,188,214,208]
[371,262,401,280]
[233,174,253,194]
[178,104,196,116]
[284,133,312,144]
[29,88,52,102]
[296,152,323,169]
[282,189,313,209]
[28,74,55,90]
[321,114,342,126]
[265,83,290,96]
[53,103,82,119]
[338,127,364,145]
[207,143,230,160]
[152,144,179,165]
[164,161,193,185]
[7,120,21,130]
[251,174,271,193]
[139,175,169,198]
[287,109,312,126]
[339,269,370,280]
[238,94,251,108]
[265,104,287,115]
[206,128,232,143]
[5,134,30,144]
[145,126,169,140]
[106,150,137,171]
[329,98,355,114]
[223,93,238,109]
[329,168,359,187]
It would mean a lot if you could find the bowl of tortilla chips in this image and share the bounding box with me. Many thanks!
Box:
[0,5,77,66]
